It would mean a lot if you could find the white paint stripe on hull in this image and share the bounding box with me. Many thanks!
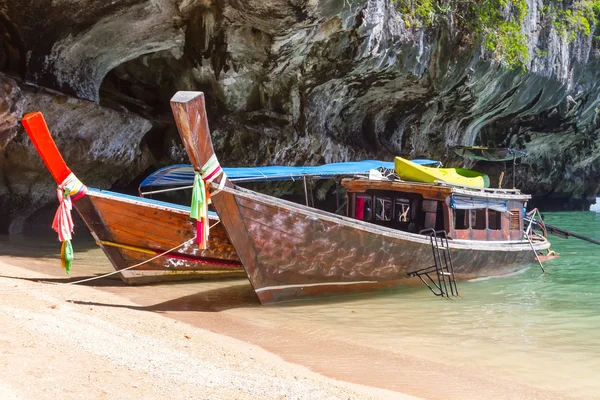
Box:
[255,280,379,293]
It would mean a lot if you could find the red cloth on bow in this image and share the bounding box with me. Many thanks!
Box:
[52,186,74,242]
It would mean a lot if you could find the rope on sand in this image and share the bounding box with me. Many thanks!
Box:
[0,221,222,292]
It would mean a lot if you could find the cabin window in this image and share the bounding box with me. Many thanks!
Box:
[509,209,520,230]
[471,209,486,230]
[394,198,411,222]
[421,200,438,230]
[488,209,502,230]
[355,195,373,221]
[454,209,469,230]
[375,196,392,221]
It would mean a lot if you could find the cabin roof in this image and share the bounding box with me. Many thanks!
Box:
[138,159,441,189]
[341,178,531,201]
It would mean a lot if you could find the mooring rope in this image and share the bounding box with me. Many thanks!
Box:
[0,220,222,292]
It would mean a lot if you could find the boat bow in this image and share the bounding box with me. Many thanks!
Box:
[171,92,262,294]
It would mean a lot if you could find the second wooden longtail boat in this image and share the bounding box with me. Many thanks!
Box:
[21,111,243,283]
[170,91,552,304]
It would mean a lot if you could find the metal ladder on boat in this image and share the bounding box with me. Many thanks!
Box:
[407,229,459,298]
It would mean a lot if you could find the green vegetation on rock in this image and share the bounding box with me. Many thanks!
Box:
[546,0,600,41]
[351,0,600,70]
[392,0,528,69]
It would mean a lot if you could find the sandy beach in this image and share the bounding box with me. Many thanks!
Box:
[0,257,407,400]
[0,236,574,399]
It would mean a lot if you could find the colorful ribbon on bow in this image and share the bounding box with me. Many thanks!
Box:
[191,171,209,249]
[52,173,87,274]
[190,155,226,249]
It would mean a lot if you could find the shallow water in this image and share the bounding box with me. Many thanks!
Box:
[2,210,600,397]
[216,210,597,397]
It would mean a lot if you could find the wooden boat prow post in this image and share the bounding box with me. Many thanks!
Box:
[171,91,551,304]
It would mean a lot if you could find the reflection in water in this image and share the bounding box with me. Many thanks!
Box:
[2,211,600,398]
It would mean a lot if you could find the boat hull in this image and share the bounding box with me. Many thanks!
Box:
[225,187,549,303]
[74,189,243,284]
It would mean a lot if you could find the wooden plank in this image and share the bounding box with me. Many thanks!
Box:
[343,178,531,201]
[342,179,451,201]
[434,180,522,193]
[90,195,238,262]
[451,186,531,200]
[76,192,242,284]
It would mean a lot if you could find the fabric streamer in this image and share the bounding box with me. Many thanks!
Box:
[52,173,87,274]
[190,155,227,249]
[60,240,73,274]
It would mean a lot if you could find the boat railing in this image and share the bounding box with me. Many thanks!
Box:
[433,180,522,194]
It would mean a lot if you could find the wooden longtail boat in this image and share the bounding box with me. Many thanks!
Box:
[170,91,552,304]
[21,112,243,283]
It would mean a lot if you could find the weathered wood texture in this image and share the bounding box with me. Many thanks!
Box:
[343,179,452,201]
[342,179,532,201]
[22,108,243,284]
[231,188,548,303]
[171,92,262,292]
[74,191,243,284]
[171,91,551,304]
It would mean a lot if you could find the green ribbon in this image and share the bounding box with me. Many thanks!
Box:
[61,239,73,274]
[190,171,205,220]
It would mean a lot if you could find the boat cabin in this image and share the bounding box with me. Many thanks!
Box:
[342,178,530,241]
[138,160,530,243]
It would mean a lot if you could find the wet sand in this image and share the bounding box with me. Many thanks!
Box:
[0,257,405,400]
[0,236,571,399]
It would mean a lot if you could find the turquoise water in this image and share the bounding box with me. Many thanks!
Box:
[239,210,600,397]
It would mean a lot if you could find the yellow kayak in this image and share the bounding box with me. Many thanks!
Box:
[394,157,490,188]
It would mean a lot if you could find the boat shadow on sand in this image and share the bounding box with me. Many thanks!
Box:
[2,272,412,312]
[0,273,125,287]
[67,284,417,313]
[67,283,260,312]
[0,273,260,311]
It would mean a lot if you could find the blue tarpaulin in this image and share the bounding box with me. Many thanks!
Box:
[139,159,441,188]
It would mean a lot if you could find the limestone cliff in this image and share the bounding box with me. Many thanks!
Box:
[0,0,599,233]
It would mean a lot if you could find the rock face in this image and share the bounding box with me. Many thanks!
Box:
[0,75,152,233]
[1,0,600,232]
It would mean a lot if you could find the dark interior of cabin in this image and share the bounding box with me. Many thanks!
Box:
[347,189,524,241]
[349,190,446,233]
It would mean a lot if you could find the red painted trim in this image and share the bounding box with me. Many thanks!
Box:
[155,250,242,267]
[70,191,87,201]
[21,112,72,184]
[203,166,222,182]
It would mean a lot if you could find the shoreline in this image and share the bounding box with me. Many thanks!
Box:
[0,244,569,399]
[0,258,407,400]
